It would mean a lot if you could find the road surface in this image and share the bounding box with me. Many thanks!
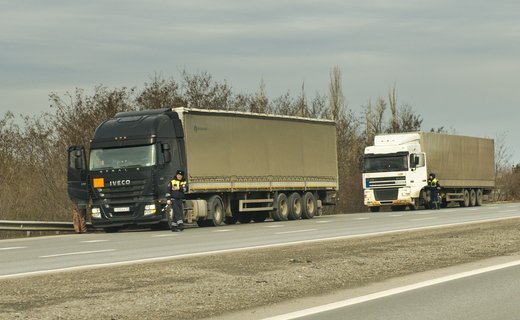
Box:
[1,203,519,279]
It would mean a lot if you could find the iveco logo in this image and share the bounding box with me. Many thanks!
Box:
[109,180,131,187]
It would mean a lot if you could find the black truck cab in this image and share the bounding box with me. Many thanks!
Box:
[67,108,186,231]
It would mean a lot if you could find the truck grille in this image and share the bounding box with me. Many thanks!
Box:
[374,188,398,201]
[366,176,406,188]
[93,180,147,203]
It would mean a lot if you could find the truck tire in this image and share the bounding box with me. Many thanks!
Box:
[302,192,317,219]
[369,206,380,213]
[469,189,477,207]
[460,189,470,207]
[288,193,303,220]
[271,193,289,221]
[206,195,224,226]
[476,189,483,206]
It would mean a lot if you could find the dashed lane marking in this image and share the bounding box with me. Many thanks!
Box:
[390,214,403,217]
[81,240,109,243]
[354,218,370,220]
[315,220,331,223]
[0,247,26,251]
[265,225,284,228]
[39,249,116,258]
[411,217,437,221]
[152,234,180,238]
[213,229,233,232]
[499,210,517,213]
[274,229,317,235]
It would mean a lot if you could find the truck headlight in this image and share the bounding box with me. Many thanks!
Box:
[144,204,156,216]
[91,207,101,219]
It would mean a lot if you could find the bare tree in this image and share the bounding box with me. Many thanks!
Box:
[329,66,344,121]
[388,85,399,133]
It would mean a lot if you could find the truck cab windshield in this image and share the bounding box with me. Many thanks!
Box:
[363,154,408,173]
[89,145,157,171]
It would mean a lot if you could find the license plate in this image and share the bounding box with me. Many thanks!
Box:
[114,207,130,213]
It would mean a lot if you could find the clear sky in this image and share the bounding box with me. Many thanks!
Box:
[1,0,519,164]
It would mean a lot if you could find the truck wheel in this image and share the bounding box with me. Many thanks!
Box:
[408,199,419,211]
[271,193,289,221]
[476,189,483,206]
[469,189,477,207]
[207,195,224,226]
[369,207,380,213]
[288,193,303,220]
[302,192,317,219]
[460,189,470,207]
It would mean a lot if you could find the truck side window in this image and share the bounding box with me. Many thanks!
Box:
[416,153,425,167]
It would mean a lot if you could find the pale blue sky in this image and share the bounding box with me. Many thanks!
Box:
[1,0,519,163]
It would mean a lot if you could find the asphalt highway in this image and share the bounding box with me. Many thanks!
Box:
[1,203,519,279]
[268,260,520,320]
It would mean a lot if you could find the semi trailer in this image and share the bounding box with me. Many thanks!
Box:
[67,108,338,232]
[362,132,495,212]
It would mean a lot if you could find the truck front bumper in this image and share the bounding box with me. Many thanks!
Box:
[364,188,414,207]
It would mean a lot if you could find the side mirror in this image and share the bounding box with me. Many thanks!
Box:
[75,157,83,169]
[162,143,171,163]
[410,155,417,169]
[414,156,419,165]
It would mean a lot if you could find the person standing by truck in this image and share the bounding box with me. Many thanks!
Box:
[167,170,187,232]
[428,173,441,210]
[71,200,87,233]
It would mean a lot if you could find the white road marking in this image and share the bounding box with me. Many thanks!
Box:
[500,210,517,213]
[507,205,518,208]
[262,259,520,320]
[315,220,331,223]
[152,234,180,238]
[39,249,115,258]
[0,247,26,251]
[390,214,403,217]
[265,225,284,228]
[213,229,233,232]
[3,215,520,280]
[411,217,437,221]
[354,218,370,220]
[81,240,109,243]
[467,208,478,211]
[274,229,317,235]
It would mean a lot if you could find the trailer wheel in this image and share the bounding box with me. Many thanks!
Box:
[271,193,289,221]
[206,195,224,226]
[476,189,483,206]
[288,193,303,220]
[469,189,477,207]
[460,189,470,207]
[369,207,380,213]
[301,192,317,219]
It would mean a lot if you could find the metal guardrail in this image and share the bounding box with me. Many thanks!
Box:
[0,220,94,232]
